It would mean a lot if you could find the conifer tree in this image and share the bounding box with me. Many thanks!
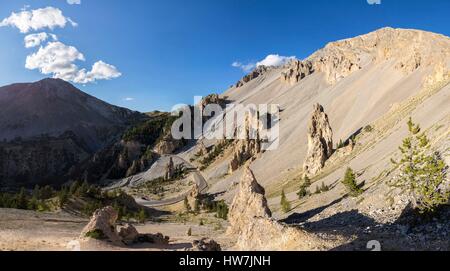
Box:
[391,118,449,213]
[342,168,363,197]
[280,190,291,213]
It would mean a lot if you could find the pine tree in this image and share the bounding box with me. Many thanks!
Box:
[297,185,307,199]
[138,208,147,224]
[342,168,363,197]
[69,181,80,195]
[304,176,311,187]
[58,186,69,208]
[16,188,28,210]
[280,190,291,213]
[391,118,449,214]
[320,182,330,192]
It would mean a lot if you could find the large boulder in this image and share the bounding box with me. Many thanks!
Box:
[303,104,333,177]
[80,206,122,244]
[227,167,272,235]
[118,223,140,245]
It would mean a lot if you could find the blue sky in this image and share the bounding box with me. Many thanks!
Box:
[0,0,449,112]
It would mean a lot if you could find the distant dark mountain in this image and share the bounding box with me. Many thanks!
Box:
[0,78,146,189]
[0,78,142,150]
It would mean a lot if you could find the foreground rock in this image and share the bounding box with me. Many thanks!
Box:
[80,206,122,245]
[227,167,271,235]
[303,104,333,177]
[190,238,222,251]
[81,206,169,247]
[228,168,336,251]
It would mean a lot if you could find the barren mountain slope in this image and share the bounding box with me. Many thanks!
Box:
[192,28,449,222]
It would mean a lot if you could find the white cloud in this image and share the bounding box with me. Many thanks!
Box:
[73,61,122,84]
[67,0,82,4]
[256,54,296,67]
[0,7,77,33]
[232,54,296,73]
[25,41,121,84]
[231,61,256,73]
[24,32,58,48]
[123,97,135,101]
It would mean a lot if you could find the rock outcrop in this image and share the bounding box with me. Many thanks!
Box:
[200,94,226,109]
[303,104,333,177]
[80,207,170,247]
[118,223,140,245]
[164,157,175,181]
[154,134,183,155]
[235,66,271,88]
[228,115,262,174]
[281,60,314,85]
[80,206,122,244]
[227,167,272,235]
[190,238,222,251]
[227,168,335,251]
[187,183,200,210]
[235,217,332,251]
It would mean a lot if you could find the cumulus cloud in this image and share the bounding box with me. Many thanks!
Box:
[232,54,296,73]
[25,41,121,84]
[24,32,58,48]
[0,7,77,33]
[73,61,122,84]
[231,61,256,73]
[256,54,296,67]
[67,0,82,4]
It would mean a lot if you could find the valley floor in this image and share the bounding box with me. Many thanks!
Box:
[0,206,447,251]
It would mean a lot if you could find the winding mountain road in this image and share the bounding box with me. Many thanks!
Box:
[134,155,208,208]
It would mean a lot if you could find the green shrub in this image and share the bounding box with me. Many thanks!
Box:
[364,125,374,133]
[84,229,107,240]
[342,168,363,197]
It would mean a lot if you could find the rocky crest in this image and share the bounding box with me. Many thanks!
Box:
[281,28,450,85]
[303,104,333,177]
[200,94,226,109]
[235,66,271,88]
